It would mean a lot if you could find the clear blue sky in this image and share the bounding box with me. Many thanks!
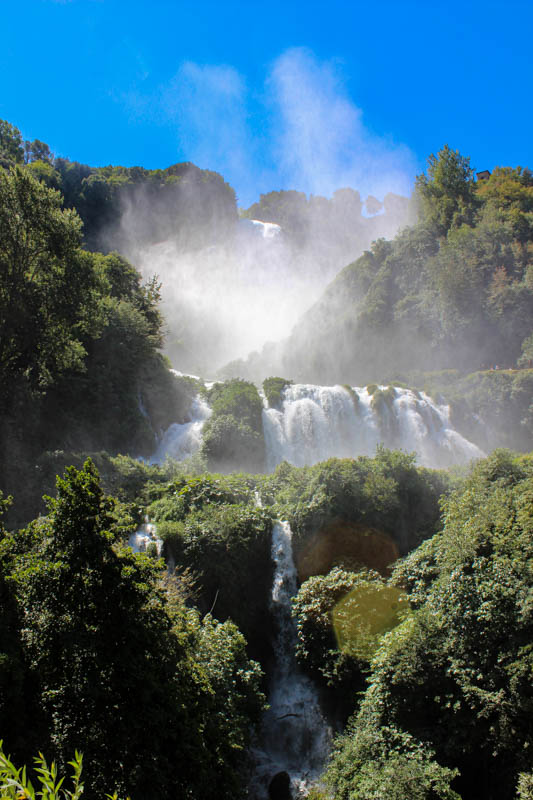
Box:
[1,0,531,206]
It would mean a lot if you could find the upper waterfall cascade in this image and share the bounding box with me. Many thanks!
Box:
[263,383,484,470]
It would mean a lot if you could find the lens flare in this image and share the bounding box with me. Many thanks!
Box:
[332,582,409,661]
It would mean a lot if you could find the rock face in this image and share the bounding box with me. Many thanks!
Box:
[268,771,293,800]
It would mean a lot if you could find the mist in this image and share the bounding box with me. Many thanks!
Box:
[113,48,417,378]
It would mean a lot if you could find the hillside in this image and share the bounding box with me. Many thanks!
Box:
[277,148,533,383]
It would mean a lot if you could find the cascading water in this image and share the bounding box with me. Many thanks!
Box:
[247,219,282,239]
[263,384,484,470]
[132,387,211,559]
[251,518,331,799]
[149,393,211,465]
[128,516,162,555]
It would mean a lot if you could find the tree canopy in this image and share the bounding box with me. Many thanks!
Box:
[0,461,265,800]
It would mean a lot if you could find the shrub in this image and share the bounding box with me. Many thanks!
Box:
[263,376,293,409]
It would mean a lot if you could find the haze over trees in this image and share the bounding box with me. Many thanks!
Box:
[279,146,533,385]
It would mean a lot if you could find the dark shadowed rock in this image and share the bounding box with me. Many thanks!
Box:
[268,770,293,800]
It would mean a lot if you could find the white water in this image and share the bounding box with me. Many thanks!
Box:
[247,219,282,239]
[263,384,484,470]
[128,517,162,555]
[252,520,331,798]
[149,394,212,465]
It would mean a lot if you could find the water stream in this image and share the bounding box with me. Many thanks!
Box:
[149,393,212,464]
[128,516,162,555]
[251,519,331,799]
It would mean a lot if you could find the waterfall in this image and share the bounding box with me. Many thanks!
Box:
[128,516,162,555]
[251,519,331,798]
[248,219,282,239]
[149,394,211,465]
[263,384,484,470]
[145,379,483,471]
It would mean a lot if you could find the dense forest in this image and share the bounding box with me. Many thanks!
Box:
[1,117,533,800]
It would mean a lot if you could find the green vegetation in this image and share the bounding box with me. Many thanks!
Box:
[2,445,533,799]
[262,376,293,409]
[0,462,265,800]
[291,567,382,689]
[283,148,533,414]
[0,164,199,526]
[326,724,460,800]
[241,187,411,251]
[325,450,533,800]
[370,385,396,412]
[342,384,360,409]
[3,118,533,800]
[149,473,273,661]
[268,448,451,557]
[412,368,533,453]
[0,745,85,800]
[0,117,237,253]
[201,379,265,472]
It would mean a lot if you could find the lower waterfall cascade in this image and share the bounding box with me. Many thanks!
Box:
[136,379,486,796]
[251,519,331,799]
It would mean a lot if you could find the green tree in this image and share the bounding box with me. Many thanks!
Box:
[24,139,53,165]
[1,461,265,800]
[0,168,104,407]
[415,144,478,234]
[326,723,460,800]
[292,567,376,688]
[0,120,24,165]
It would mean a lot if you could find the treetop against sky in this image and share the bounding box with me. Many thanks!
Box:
[1,0,531,205]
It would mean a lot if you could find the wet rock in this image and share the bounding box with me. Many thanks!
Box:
[268,770,293,800]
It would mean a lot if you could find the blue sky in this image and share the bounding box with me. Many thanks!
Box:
[1,0,531,206]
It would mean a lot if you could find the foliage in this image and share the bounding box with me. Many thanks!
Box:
[207,378,263,431]
[0,461,265,800]
[292,567,379,688]
[518,773,533,800]
[149,473,273,661]
[414,144,477,234]
[326,723,460,800]
[149,472,255,519]
[415,368,533,453]
[201,414,265,473]
[269,448,451,555]
[0,120,24,166]
[201,380,265,472]
[262,376,293,409]
[282,149,533,396]
[0,745,85,800]
[332,450,533,800]
[240,187,411,253]
[53,158,237,252]
[0,165,197,524]
[0,167,104,402]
